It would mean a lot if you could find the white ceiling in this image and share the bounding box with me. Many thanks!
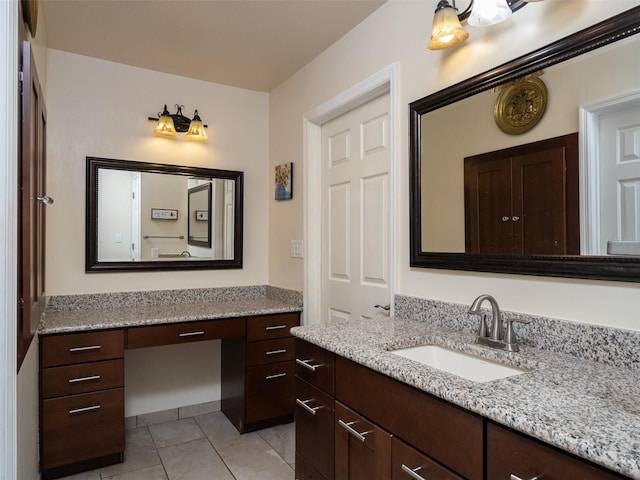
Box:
[40,0,387,92]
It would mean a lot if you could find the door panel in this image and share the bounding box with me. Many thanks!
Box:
[321,94,390,323]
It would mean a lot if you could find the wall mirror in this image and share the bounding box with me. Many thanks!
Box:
[86,157,243,272]
[410,7,640,282]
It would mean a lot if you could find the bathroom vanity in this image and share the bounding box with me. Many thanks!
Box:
[292,315,640,480]
[38,288,301,479]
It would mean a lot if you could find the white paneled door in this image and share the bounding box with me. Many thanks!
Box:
[321,93,390,323]
[599,103,640,253]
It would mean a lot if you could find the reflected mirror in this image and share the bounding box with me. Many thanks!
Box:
[410,7,640,282]
[86,157,243,272]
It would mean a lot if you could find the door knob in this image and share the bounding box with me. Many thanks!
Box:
[37,195,54,205]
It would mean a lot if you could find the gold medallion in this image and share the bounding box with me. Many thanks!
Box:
[494,77,548,135]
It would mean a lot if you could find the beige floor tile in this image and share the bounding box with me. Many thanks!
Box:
[102,464,168,480]
[258,422,295,465]
[178,400,220,419]
[194,411,260,451]
[136,408,179,427]
[55,469,101,480]
[100,427,162,477]
[149,418,205,448]
[216,433,295,480]
[158,438,235,480]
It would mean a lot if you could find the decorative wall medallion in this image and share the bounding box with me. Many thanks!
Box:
[494,77,548,135]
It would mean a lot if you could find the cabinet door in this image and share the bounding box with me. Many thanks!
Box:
[335,401,391,480]
[391,437,463,480]
[296,378,335,480]
[18,40,47,367]
[487,423,623,480]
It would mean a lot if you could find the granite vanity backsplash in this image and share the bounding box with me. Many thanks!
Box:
[395,294,640,371]
[45,285,302,311]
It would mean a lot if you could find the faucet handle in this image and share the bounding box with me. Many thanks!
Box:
[504,318,530,352]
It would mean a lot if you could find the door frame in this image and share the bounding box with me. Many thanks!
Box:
[579,89,640,254]
[302,64,399,325]
[1,1,19,478]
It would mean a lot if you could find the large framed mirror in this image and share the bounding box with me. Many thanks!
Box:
[86,157,243,272]
[410,7,640,282]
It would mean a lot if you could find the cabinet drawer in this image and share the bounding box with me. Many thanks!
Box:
[487,422,623,480]
[246,313,299,342]
[335,401,392,480]
[127,318,245,348]
[42,359,124,399]
[295,378,335,480]
[295,338,334,395]
[246,337,295,366]
[41,330,124,367]
[392,436,464,480]
[335,356,483,480]
[41,388,124,469]
[245,361,295,424]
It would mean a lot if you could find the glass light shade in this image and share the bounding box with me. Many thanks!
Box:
[154,114,177,137]
[186,110,207,141]
[468,0,512,27]
[428,4,469,50]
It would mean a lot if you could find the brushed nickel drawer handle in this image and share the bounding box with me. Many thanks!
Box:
[69,405,101,414]
[69,345,101,352]
[68,375,101,384]
[296,398,323,416]
[510,475,541,480]
[265,372,287,380]
[266,349,287,355]
[296,358,321,372]
[265,325,287,331]
[178,331,205,337]
[338,419,371,442]
[401,464,427,480]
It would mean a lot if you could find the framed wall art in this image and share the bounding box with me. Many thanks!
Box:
[275,163,293,201]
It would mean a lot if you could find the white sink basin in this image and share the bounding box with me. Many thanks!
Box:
[389,345,527,382]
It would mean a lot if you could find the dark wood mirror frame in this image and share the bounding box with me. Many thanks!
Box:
[86,157,243,272]
[409,6,640,283]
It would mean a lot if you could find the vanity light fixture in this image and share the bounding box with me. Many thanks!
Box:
[149,104,208,141]
[428,0,532,50]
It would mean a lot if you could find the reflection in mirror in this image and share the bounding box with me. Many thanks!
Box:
[409,7,640,282]
[87,157,243,272]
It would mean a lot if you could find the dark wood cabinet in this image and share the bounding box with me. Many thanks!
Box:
[464,133,579,255]
[222,312,300,433]
[335,401,392,480]
[40,330,125,477]
[487,422,626,480]
[295,339,336,480]
[392,437,464,480]
[126,317,245,348]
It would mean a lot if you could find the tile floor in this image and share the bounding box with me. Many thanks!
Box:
[61,412,295,480]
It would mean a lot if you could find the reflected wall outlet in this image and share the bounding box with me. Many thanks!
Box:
[290,240,304,259]
[115,233,123,243]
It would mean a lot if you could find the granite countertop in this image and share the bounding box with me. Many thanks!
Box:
[39,297,302,335]
[291,316,640,479]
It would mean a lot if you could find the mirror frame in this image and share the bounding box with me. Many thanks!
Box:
[86,156,244,272]
[409,6,640,283]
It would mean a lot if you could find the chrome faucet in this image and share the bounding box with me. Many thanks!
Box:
[468,294,529,352]
[468,294,503,342]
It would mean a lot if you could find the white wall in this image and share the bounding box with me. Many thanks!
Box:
[44,50,270,416]
[268,0,640,330]
[45,49,269,294]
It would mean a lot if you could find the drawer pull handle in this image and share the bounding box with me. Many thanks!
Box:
[178,331,205,337]
[68,375,101,384]
[265,325,287,331]
[296,398,323,416]
[338,419,371,442]
[266,349,287,355]
[69,345,101,352]
[265,372,287,380]
[296,358,321,372]
[401,464,427,480]
[510,476,541,480]
[69,405,101,415]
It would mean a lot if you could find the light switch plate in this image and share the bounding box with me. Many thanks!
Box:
[291,240,304,259]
